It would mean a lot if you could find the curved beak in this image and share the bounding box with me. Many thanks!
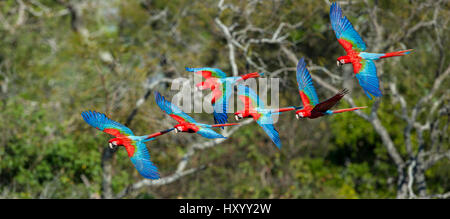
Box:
[108,143,117,152]
[174,128,179,133]
[337,61,340,67]
[295,114,299,120]
[234,115,240,121]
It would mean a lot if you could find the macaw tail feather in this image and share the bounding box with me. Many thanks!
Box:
[380,49,413,59]
[211,123,239,128]
[272,107,297,113]
[240,72,263,81]
[213,111,228,129]
[143,128,175,142]
[333,106,367,114]
[294,106,304,110]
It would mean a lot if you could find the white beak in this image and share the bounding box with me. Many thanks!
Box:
[337,61,340,67]
[174,128,179,133]
[235,115,240,121]
[108,143,114,149]
[295,114,299,119]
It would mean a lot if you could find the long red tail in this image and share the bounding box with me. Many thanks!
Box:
[240,72,263,81]
[144,128,175,140]
[211,123,240,128]
[273,107,296,113]
[333,106,367,114]
[380,49,413,59]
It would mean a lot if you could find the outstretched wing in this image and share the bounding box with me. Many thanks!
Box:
[154,91,197,124]
[185,67,227,79]
[296,58,320,108]
[130,141,160,179]
[354,59,382,99]
[237,85,263,110]
[312,89,349,113]
[330,2,367,53]
[196,127,226,139]
[212,80,234,126]
[256,114,281,149]
[81,111,134,137]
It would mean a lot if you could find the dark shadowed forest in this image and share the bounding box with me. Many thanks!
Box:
[0,0,448,199]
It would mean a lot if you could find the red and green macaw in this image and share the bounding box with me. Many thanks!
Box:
[81,111,173,179]
[154,91,239,139]
[330,2,412,99]
[294,58,366,119]
[185,67,263,127]
[234,85,296,149]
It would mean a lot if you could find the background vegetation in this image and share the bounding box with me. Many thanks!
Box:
[0,0,448,198]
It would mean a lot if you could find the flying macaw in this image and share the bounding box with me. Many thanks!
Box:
[154,91,239,139]
[294,58,366,119]
[81,110,174,179]
[234,85,296,149]
[185,67,263,127]
[330,2,413,99]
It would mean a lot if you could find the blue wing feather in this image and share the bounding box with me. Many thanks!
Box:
[196,127,226,139]
[154,91,197,123]
[130,141,160,179]
[185,67,227,78]
[296,58,320,106]
[355,60,382,99]
[330,3,367,52]
[213,109,228,126]
[237,85,264,108]
[256,115,281,149]
[212,80,235,126]
[81,111,134,136]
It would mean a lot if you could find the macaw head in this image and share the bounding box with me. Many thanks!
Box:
[174,123,198,133]
[295,109,310,119]
[108,138,122,151]
[337,56,350,66]
[234,110,249,121]
[174,124,185,133]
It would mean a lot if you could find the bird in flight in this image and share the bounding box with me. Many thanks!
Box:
[330,2,412,99]
[294,58,366,119]
[234,85,296,149]
[186,67,263,127]
[81,110,173,179]
[154,91,239,139]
